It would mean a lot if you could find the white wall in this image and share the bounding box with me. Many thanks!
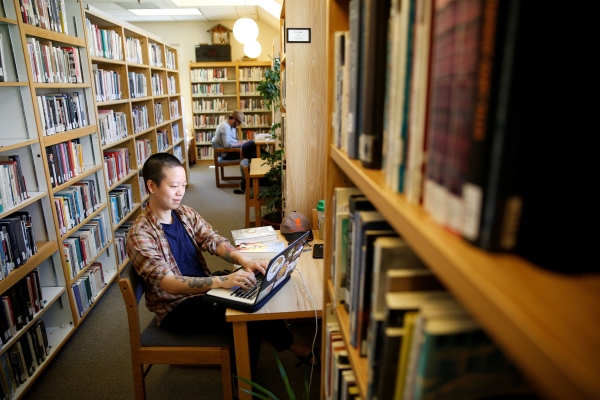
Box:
[130,20,278,139]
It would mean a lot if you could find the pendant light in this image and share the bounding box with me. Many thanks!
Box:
[233,0,259,45]
[244,41,262,58]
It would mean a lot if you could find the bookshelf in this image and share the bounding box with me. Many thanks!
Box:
[322,1,600,400]
[84,7,187,274]
[0,0,116,397]
[189,60,271,163]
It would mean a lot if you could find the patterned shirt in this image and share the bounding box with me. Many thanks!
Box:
[126,203,230,325]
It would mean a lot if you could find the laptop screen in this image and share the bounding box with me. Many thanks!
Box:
[255,232,309,303]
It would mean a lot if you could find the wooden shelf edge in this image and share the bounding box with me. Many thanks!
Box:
[330,145,600,399]
[0,241,58,291]
[334,304,368,399]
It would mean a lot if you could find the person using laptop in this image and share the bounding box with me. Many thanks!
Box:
[126,153,318,369]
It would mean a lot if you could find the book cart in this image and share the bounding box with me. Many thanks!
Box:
[189,60,271,162]
[84,7,188,274]
[321,1,600,400]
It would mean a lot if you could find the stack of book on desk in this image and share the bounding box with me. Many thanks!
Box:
[231,226,283,260]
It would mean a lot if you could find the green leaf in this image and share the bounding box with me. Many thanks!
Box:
[235,375,279,399]
[274,351,296,400]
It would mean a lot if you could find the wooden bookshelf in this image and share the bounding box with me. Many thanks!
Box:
[84,7,187,269]
[0,0,118,396]
[189,60,271,162]
[322,1,600,400]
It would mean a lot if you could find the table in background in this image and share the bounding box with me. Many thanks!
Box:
[226,231,324,400]
[249,157,271,227]
[254,139,275,157]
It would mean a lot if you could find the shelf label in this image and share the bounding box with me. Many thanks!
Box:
[287,28,311,43]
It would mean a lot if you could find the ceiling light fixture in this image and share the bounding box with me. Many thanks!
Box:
[233,0,259,45]
[243,40,262,58]
[129,8,202,16]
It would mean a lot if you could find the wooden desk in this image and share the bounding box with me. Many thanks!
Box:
[226,231,324,400]
[249,158,271,227]
[254,139,275,156]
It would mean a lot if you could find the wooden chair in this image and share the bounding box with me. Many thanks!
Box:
[213,147,242,188]
[119,263,234,400]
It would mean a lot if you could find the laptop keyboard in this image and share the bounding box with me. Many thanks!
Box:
[231,272,264,300]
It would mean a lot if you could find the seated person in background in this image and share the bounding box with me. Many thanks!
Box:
[212,110,258,193]
[126,153,318,370]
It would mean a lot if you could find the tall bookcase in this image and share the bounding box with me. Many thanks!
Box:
[0,0,118,397]
[189,60,271,162]
[322,1,600,400]
[83,7,187,273]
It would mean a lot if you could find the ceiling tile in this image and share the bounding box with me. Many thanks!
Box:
[197,7,238,21]
[85,2,126,9]
[172,15,207,21]
[140,15,177,21]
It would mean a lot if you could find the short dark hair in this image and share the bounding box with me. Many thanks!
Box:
[142,153,184,190]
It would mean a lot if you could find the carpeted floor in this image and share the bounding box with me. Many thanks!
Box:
[22,163,321,400]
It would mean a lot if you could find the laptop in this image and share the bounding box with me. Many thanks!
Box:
[203,231,310,312]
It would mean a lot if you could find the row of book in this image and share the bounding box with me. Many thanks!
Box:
[71,262,106,321]
[0,320,50,399]
[192,83,226,96]
[92,66,122,103]
[239,82,260,95]
[98,109,128,146]
[0,271,45,344]
[19,0,69,35]
[167,76,176,95]
[129,72,148,99]
[172,124,181,141]
[327,188,529,399]
[148,43,163,68]
[196,130,214,143]
[63,215,109,278]
[156,130,169,152]
[37,92,88,136]
[169,100,180,119]
[151,73,164,96]
[114,221,133,267]
[85,18,124,61]
[239,99,266,111]
[135,139,152,167]
[109,185,133,226]
[190,68,229,82]
[332,0,582,272]
[125,37,143,64]
[103,148,131,187]
[26,38,83,84]
[192,99,229,113]
[54,182,102,236]
[193,114,226,129]
[1,213,37,277]
[131,105,150,134]
[173,146,183,163]
[166,49,176,70]
[239,67,265,81]
[0,155,29,214]
[196,146,213,160]
[243,114,271,127]
[154,103,164,125]
[45,140,85,188]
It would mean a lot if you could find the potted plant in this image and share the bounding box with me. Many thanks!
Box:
[256,59,284,227]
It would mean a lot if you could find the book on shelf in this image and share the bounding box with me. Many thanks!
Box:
[344,0,365,158]
[332,187,361,306]
[231,226,277,245]
[343,195,375,311]
[358,0,392,169]
[235,241,285,260]
[0,34,5,82]
[347,210,391,350]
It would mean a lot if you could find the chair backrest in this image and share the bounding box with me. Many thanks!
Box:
[119,262,144,348]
